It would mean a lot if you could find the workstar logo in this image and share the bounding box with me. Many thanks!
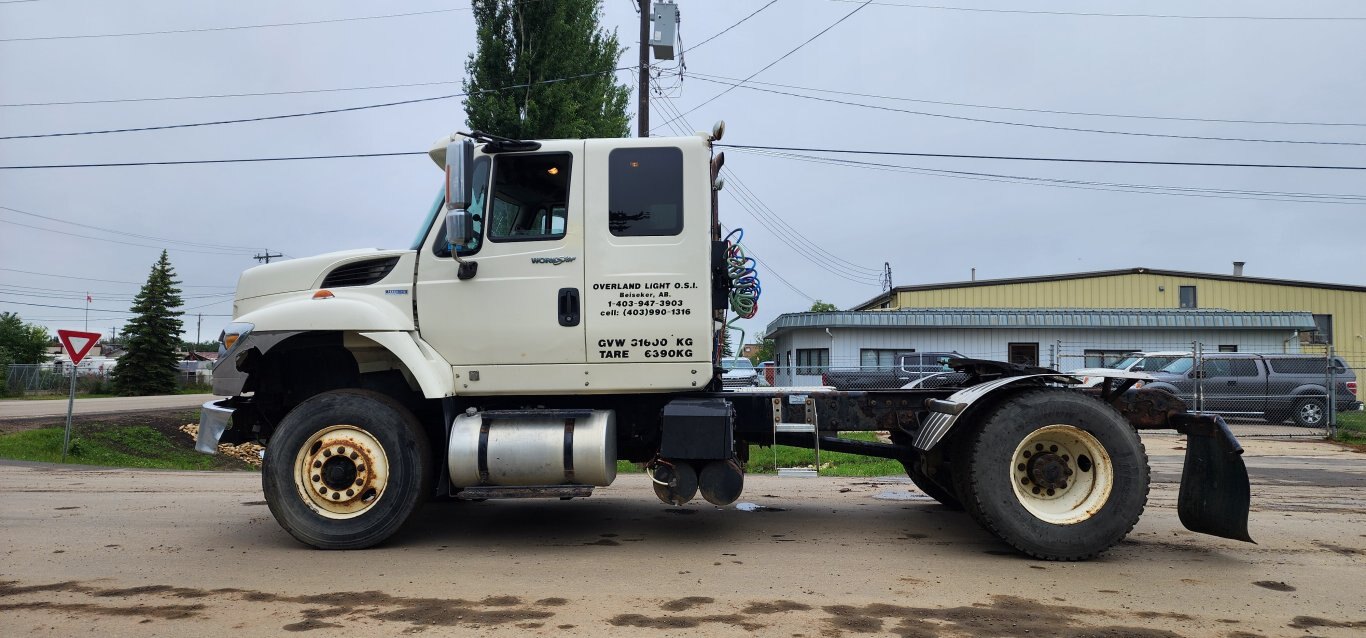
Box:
[530,256,577,265]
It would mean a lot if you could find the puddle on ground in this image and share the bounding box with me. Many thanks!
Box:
[735,503,786,512]
[873,490,934,501]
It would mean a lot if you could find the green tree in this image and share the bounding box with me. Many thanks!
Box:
[809,300,839,312]
[0,312,51,364]
[750,337,775,364]
[112,251,184,396]
[463,0,631,139]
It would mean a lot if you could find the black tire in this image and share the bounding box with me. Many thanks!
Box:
[955,387,1149,561]
[1291,397,1326,427]
[262,389,433,550]
[902,461,962,510]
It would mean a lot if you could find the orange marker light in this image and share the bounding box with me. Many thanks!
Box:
[312,290,335,300]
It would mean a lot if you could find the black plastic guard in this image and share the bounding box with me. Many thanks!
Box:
[1171,413,1254,543]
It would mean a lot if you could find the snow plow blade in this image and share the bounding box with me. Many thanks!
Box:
[1171,413,1253,543]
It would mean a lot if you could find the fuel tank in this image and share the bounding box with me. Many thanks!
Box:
[448,409,617,488]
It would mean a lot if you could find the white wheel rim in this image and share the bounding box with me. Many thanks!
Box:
[294,424,390,520]
[1009,424,1113,525]
[1299,402,1322,424]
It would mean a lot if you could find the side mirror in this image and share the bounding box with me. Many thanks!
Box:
[444,139,475,211]
[445,208,474,247]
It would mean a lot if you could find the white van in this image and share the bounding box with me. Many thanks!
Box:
[1068,351,1189,387]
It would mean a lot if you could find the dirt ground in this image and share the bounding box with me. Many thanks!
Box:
[0,433,1363,637]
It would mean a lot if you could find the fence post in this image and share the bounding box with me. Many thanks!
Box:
[1327,345,1337,434]
[1193,341,1203,415]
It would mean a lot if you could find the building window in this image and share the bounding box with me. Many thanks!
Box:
[1179,286,1197,308]
[860,349,911,369]
[796,349,829,375]
[1083,350,1135,368]
[1309,314,1333,344]
[1218,345,1238,352]
[1008,343,1039,367]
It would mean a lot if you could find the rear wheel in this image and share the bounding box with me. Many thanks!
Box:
[954,387,1149,560]
[262,389,432,549]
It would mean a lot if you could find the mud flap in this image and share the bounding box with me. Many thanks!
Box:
[1171,414,1253,543]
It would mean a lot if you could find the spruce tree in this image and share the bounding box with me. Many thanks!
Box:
[463,0,631,139]
[112,251,184,396]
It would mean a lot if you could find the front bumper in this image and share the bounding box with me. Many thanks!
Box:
[196,399,235,454]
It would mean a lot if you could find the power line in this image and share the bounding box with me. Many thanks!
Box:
[683,71,1366,128]
[0,8,467,43]
[0,151,425,170]
[736,148,1366,205]
[0,204,275,251]
[0,299,138,314]
[0,266,234,288]
[714,144,1366,171]
[651,88,880,284]
[679,0,781,55]
[827,0,1366,21]
[650,89,881,278]
[0,80,462,108]
[685,76,1366,146]
[0,217,254,256]
[656,0,872,130]
[0,67,632,139]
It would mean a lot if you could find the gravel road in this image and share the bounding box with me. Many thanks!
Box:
[1,434,1362,637]
[0,394,216,420]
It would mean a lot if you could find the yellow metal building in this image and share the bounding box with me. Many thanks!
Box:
[853,267,1366,361]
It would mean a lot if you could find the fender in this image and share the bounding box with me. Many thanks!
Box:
[236,296,414,332]
[913,374,1081,451]
[355,331,456,399]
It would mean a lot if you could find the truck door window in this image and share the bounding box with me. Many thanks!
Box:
[431,156,490,258]
[1228,360,1259,377]
[608,147,683,236]
[487,153,571,242]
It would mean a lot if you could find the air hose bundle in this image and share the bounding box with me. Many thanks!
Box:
[723,228,761,320]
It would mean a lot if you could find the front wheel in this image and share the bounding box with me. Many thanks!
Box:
[262,389,433,550]
[954,387,1149,561]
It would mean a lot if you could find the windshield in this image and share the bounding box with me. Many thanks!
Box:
[1159,357,1194,374]
[1109,356,1141,371]
[722,358,754,370]
[410,189,445,250]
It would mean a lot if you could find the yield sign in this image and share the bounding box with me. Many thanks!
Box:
[58,329,102,365]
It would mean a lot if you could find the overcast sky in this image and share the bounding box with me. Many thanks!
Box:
[1,0,1363,347]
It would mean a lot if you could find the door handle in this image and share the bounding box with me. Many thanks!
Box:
[558,288,580,327]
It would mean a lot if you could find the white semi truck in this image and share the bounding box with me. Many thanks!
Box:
[198,126,1252,560]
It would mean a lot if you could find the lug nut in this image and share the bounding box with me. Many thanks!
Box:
[1017,464,1026,471]
[1046,489,1055,496]
[346,489,355,497]
[312,474,320,482]
[323,450,332,457]
[1049,445,1058,453]
[1058,482,1067,489]
[1021,477,1030,485]
[318,487,327,495]
[356,464,365,472]
[350,452,358,460]
[355,478,364,486]
[313,460,322,468]
[332,493,341,500]
[1023,451,1032,458]
[1035,444,1044,451]
[336,446,346,455]
[1064,468,1073,476]
[1032,487,1041,495]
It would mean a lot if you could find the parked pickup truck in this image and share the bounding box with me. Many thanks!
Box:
[1142,353,1360,427]
[822,352,965,390]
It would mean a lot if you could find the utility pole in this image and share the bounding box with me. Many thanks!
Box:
[637,0,650,137]
[254,251,282,264]
[196,313,202,349]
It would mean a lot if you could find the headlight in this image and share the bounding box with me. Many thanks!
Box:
[219,322,255,357]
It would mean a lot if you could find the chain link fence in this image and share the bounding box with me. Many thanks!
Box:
[734,342,1363,439]
[3,363,212,397]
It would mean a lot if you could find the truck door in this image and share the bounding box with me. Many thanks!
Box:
[415,143,586,365]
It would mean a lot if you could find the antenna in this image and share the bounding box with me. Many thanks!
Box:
[881,262,893,292]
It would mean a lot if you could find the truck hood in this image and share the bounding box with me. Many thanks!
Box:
[235,248,413,301]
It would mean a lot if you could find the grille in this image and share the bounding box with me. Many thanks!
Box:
[320,257,400,288]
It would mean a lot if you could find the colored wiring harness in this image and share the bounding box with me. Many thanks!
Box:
[724,228,761,319]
